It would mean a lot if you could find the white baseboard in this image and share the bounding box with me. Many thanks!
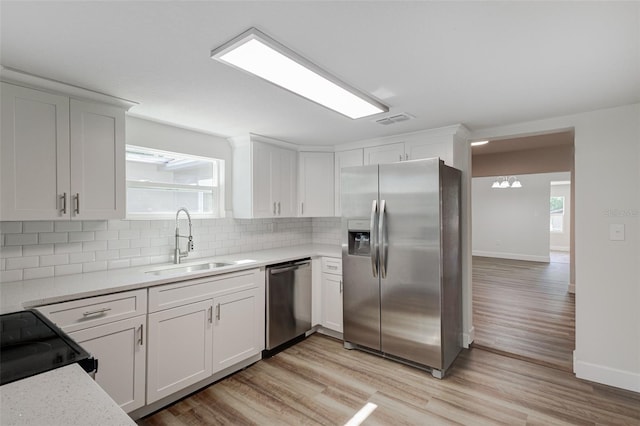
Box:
[472,250,550,263]
[574,359,640,393]
[463,326,475,348]
[550,246,570,251]
[568,282,575,294]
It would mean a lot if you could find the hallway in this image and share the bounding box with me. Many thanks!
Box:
[472,256,574,371]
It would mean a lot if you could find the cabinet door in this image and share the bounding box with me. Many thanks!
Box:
[363,143,405,165]
[298,152,334,217]
[406,140,451,162]
[251,141,275,218]
[334,149,363,216]
[274,146,297,217]
[70,99,125,220]
[322,273,343,333]
[0,83,70,220]
[147,300,213,403]
[212,288,262,373]
[69,316,145,413]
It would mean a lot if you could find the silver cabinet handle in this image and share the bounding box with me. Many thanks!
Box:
[138,324,144,346]
[379,199,387,279]
[208,306,213,323]
[60,193,67,215]
[370,199,378,278]
[216,303,221,320]
[74,193,80,215]
[278,201,281,215]
[82,307,111,317]
[273,202,276,215]
[301,202,304,215]
[340,280,343,293]
[327,265,338,270]
[405,153,409,160]
[399,154,402,161]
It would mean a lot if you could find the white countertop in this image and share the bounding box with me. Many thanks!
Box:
[0,244,341,314]
[0,364,135,426]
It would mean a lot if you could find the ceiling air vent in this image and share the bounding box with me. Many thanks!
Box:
[374,113,415,125]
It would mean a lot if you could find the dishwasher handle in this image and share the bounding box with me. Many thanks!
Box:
[268,260,311,275]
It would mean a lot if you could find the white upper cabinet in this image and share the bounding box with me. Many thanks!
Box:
[334,149,363,217]
[0,82,126,221]
[363,142,405,165]
[298,152,334,217]
[232,135,297,218]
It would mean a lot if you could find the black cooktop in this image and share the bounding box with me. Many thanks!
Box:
[0,309,96,385]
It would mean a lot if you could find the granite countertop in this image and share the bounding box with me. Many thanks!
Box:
[0,244,341,314]
[0,364,135,426]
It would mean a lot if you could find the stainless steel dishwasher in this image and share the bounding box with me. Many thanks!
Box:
[265,258,312,354]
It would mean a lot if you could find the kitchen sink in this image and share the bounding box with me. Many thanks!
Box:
[145,262,234,276]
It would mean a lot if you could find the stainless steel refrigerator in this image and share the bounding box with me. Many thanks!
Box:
[341,157,462,378]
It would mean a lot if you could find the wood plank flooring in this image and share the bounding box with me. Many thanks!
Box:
[137,334,640,425]
[472,256,575,371]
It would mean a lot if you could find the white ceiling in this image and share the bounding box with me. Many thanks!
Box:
[1,1,638,146]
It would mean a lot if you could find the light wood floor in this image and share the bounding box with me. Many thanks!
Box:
[137,334,640,425]
[472,256,574,371]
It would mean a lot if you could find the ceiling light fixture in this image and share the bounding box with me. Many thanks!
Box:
[471,140,489,146]
[210,28,388,119]
[491,176,522,189]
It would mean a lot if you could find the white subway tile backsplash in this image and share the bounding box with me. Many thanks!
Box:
[54,221,82,232]
[23,221,54,233]
[0,222,22,234]
[95,230,119,241]
[5,234,38,246]
[83,261,107,273]
[22,244,54,257]
[0,216,337,281]
[39,232,69,244]
[0,246,22,259]
[54,242,83,254]
[24,266,54,280]
[55,263,83,276]
[0,269,23,282]
[40,254,69,267]
[108,239,130,250]
[83,240,108,252]
[0,259,4,271]
[95,250,119,261]
[82,221,108,231]
[69,231,95,242]
[69,252,96,264]
[6,256,39,270]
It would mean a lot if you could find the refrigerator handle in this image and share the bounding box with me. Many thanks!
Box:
[379,199,387,279]
[370,199,378,278]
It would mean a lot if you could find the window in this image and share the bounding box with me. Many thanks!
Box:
[550,196,564,232]
[126,145,224,218]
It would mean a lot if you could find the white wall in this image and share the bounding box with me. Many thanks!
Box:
[472,173,569,262]
[471,103,640,393]
[550,182,571,251]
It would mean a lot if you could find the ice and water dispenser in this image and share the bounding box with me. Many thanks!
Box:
[347,220,371,256]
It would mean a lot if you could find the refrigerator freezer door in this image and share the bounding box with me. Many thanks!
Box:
[379,159,443,368]
[341,164,381,351]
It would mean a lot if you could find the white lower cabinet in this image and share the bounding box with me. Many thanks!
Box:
[69,316,146,412]
[146,300,213,404]
[212,288,262,372]
[321,257,343,333]
[146,268,264,405]
[36,289,147,413]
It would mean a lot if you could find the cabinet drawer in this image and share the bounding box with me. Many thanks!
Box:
[37,289,147,333]
[321,257,342,275]
[148,268,263,313]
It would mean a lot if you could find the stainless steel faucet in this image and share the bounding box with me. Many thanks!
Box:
[174,207,193,264]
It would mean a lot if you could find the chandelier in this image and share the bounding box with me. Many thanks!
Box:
[491,176,522,189]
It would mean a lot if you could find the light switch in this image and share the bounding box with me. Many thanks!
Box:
[609,224,625,241]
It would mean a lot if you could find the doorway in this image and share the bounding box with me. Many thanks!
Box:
[470,131,575,371]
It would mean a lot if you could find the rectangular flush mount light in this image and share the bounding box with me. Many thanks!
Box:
[211,28,388,119]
